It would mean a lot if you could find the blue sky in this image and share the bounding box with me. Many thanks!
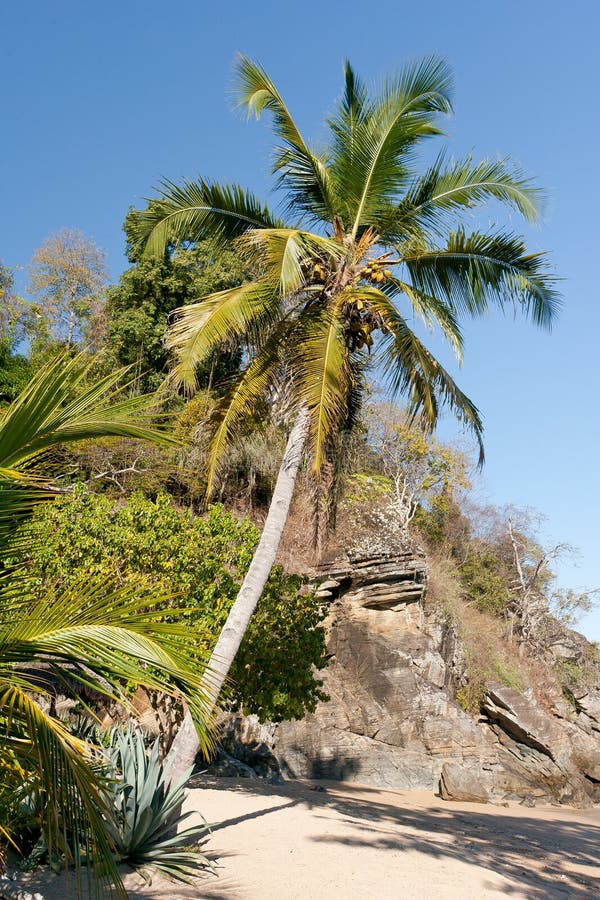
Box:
[2,1,599,638]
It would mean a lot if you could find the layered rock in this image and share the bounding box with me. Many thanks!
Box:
[221,549,600,807]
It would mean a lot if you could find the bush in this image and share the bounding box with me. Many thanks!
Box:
[458,550,510,615]
[17,492,328,722]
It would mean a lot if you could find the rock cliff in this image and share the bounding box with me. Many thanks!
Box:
[220,548,600,807]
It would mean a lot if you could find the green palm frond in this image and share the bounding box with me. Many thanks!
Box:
[165,280,283,389]
[402,229,560,328]
[237,228,346,294]
[0,567,216,896]
[134,178,283,258]
[335,60,370,133]
[206,327,287,495]
[0,354,173,472]
[0,353,177,542]
[236,55,335,222]
[327,56,453,236]
[354,287,484,462]
[292,307,351,474]
[384,278,464,361]
[1,574,214,749]
[1,686,124,898]
[392,154,542,237]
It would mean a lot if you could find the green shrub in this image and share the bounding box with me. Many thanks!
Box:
[458,550,510,615]
[17,492,328,721]
[455,652,523,714]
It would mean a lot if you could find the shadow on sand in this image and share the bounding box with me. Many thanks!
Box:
[201,777,599,898]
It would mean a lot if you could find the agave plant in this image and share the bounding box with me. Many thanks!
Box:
[0,353,215,898]
[103,726,210,884]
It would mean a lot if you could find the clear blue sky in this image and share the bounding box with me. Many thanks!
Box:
[3,1,599,639]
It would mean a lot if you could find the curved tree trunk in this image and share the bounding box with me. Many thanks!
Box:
[165,407,310,785]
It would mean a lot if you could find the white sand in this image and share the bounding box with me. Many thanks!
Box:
[24,778,600,898]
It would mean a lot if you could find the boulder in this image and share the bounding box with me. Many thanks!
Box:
[482,683,571,763]
[576,691,600,727]
[439,763,489,803]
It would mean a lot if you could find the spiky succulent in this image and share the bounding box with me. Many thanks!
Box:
[103,727,211,884]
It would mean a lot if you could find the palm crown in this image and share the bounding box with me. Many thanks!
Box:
[136,55,559,496]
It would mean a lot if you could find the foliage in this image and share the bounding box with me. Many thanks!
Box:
[0,351,178,540]
[0,341,33,403]
[173,392,287,507]
[0,264,27,347]
[103,726,210,883]
[341,405,470,545]
[19,492,329,722]
[133,54,558,525]
[413,490,471,552]
[458,549,511,615]
[101,212,249,392]
[25,228,108,350]
[550,587,597,628]
[0,353,214,897]
[455,652,523,714]
[426,555,523,713]
[0,264,33,402]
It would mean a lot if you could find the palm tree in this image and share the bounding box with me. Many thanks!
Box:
[134,55,559,780]
[0,354,214,898]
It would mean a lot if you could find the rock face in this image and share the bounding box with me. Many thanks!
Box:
[266,549,600,807]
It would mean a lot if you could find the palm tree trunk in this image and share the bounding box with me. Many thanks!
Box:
[165,407,310,784]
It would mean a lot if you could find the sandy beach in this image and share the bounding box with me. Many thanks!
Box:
[26,777,599,899]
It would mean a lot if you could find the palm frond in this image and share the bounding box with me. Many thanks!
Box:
[401,229,560,328]
[391,154,543,238]
[327,56,453,236]
[133,178,283,258]
[235,54,335,222]
[1,572,215,751]
[291,306,352,475]
[236,228,346,295]
[0,567,217,894]
[1,686,125,898]
[205,327,288,495]
[0,354,173,472]
[384,278,464,361]
[0,353,177,542]
[354,287,484,463]
[166,280,283,390]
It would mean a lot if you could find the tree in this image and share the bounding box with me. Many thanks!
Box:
[26,227,108,350]
[0,263,32,400]
[134,55,559,780]
[356,402,470,542]
[0,355,214,895]
[100,211,248,392]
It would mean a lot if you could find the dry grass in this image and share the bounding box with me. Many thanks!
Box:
[425,552,563,713]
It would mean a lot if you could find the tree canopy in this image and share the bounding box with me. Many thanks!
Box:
[134,55,559,518]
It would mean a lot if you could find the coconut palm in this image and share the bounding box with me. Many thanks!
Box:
[134,55,559,779]
[0,354,214,898]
